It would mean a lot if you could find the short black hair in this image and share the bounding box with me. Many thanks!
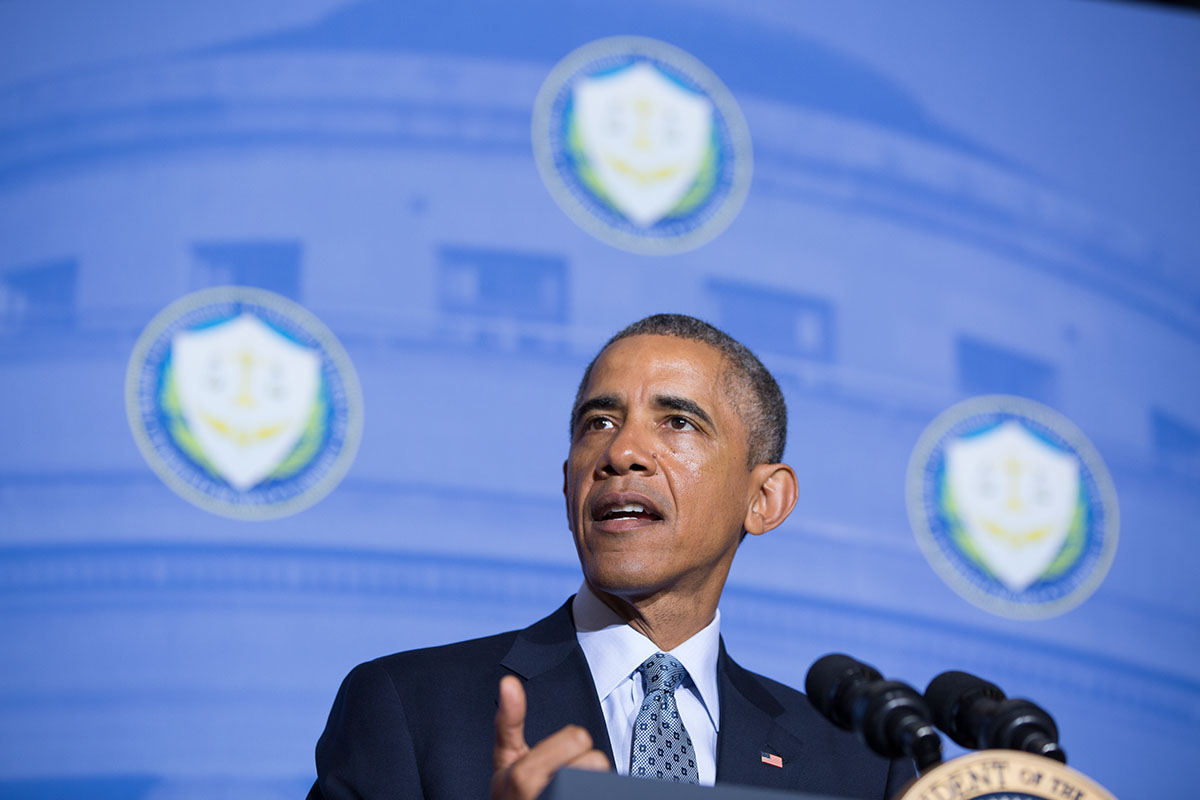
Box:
[571,314,787,466]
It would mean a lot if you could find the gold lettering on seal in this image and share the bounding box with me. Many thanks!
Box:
[897,750,1115,800]
[916,760,1009,800]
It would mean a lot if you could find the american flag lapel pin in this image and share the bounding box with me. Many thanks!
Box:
[760,750,783,768]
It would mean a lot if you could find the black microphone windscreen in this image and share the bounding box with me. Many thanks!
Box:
[924,670,1005,737]
[805,653,883,723]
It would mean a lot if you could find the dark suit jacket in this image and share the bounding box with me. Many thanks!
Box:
[309,599,914,799]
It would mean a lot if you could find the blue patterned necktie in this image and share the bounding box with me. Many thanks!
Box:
[629,652,700,783]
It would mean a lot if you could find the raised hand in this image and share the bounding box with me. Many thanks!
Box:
[490,675,611,800]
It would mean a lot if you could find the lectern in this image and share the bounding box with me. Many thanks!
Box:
[544,769,865,799]
[544,751,1118,800]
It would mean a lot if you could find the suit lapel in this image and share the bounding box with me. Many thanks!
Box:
[715,643,807,791]
[499,598,616,766]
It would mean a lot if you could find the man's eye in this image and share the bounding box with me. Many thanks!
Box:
[586,417,614,431]
[667,416,695,431]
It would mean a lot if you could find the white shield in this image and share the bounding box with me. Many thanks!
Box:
[573,62,713,227]
[946,421,1080,592]
[171,314,320,490]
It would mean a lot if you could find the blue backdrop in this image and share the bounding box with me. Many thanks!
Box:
[1,1,1198,798]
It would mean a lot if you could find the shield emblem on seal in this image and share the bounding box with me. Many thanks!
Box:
[171,314,320,490]
[573,62,713,227]
[945,421,1080,592]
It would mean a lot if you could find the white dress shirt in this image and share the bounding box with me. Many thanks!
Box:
[572,583,722,786]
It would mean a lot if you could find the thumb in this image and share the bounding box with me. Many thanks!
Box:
[493,675,529,770]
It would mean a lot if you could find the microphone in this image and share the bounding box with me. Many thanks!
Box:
[806,654,943,772]
[924,670,1066,763]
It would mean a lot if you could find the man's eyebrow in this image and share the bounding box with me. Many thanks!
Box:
[572,395,622,431]
[654,395,715,429]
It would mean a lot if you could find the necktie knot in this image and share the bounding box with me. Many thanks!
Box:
[638,652,687,695]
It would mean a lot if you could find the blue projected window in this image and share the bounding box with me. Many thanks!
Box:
[191,241,302,300]
[956,335,1057,404]
[437,246,568,324]
[0,258,78,331]
[707,279,834,361]
[1151,408,1200,459]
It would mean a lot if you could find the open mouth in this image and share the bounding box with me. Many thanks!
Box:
[590,493,665,525]
[597,502,663,522]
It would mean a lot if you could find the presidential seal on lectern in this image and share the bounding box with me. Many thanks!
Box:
[896,751,1116,800]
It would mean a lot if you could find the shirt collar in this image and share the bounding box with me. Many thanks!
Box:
[573,582,722,731]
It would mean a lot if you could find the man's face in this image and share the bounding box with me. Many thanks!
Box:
[564,334,756,604]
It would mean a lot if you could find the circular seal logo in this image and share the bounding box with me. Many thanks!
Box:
[906,396,1118,619]
[532,36,752,255]
[126,287,363,520]
[896,751,1116,800]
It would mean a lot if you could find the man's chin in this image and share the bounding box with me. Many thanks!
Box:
[583,565,666,603]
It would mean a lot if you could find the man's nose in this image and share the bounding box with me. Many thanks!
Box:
[599,422,657,477]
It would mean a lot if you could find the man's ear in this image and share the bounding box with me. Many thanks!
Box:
[562,460,569,498]
[743,463,799,537]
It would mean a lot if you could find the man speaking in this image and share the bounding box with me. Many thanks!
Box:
[309,314,914,799]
